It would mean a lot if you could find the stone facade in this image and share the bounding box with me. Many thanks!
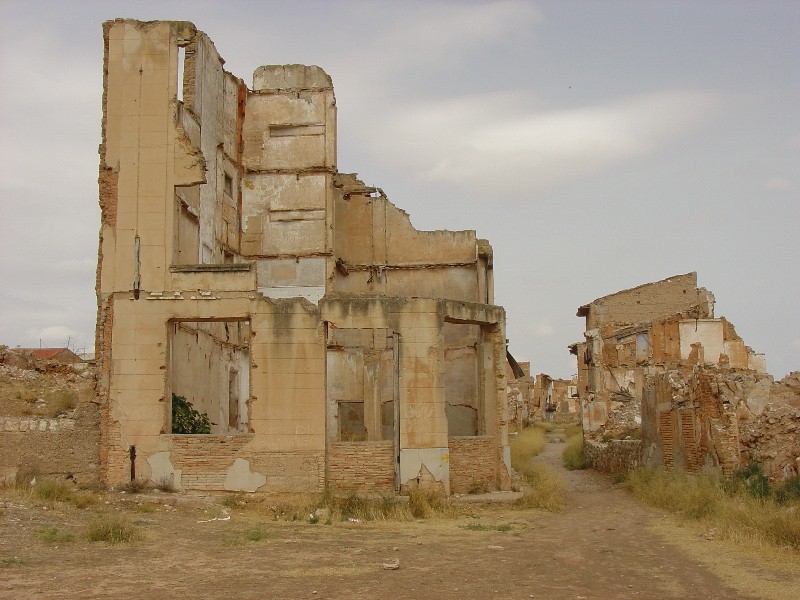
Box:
[96,20,511,495]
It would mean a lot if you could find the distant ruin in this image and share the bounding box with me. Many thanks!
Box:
[571,272,799,479]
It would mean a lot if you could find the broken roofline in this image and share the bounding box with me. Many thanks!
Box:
[576,272,699,316]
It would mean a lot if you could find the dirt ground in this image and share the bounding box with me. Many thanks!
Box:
[1,431,798,600]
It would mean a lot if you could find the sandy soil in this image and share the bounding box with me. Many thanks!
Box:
[1,431,797,600]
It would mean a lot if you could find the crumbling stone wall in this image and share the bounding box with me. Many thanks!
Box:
[739,372,800,480]
[572,273,780,479]
[644,367,800,479]
[578,272,713,331]
[584,439,642,474]
[0,356,100,485]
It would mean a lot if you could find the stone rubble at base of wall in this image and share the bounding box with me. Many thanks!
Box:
[2,417,76,433]
[585,439,642,474]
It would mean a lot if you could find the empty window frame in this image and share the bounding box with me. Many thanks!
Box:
[327,343,394,442]
[169,319,250,434]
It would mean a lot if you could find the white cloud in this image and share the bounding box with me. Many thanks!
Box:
[380,0,540,68]
[368,89,717,194]
[24,325,79,347]
[791,339,800,350]
[525,319,555,339]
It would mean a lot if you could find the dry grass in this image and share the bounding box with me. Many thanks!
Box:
[514,462,565,512]
[2,475,97,509]
[510,425,565,512]
[86,514,140,544]
[562,426,588,470]
[510,426,548,470]
[121,478,150,494]
[0,368,91,418]
[47,390,77,416]
[251,487,455,523]
[626,468,800,556]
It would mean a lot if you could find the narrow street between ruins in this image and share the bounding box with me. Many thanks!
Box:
[2,431,798,600]
[524,429,799,600]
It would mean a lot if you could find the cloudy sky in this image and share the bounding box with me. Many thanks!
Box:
[0,0,798,378]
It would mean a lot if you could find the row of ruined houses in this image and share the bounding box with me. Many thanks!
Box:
[505,363,579,428]
[570,272,800,480]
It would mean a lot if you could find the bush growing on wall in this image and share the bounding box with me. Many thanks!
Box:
[171,394,211,434]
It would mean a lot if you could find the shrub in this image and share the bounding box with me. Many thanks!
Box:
[219,493,246,509]
[776,477,800,504]
[171,394,211,434]
[154,476,176,493]
[733,462,771,499]
[86,514,140,544]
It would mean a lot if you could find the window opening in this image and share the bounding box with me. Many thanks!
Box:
[177,46,185,102]
[169,319,250,434]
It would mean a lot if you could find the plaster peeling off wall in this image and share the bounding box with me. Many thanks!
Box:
[147,451,182,489]
[224,457,267,492]
[400,448,450,492]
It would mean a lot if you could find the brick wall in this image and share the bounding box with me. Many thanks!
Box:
[326,441,395,494]
[170,435,252,490]
[449,435,497,494]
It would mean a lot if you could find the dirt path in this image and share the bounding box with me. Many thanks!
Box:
[2,433,798,599]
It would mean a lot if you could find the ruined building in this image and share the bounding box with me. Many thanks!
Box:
[570,273,800,479]
[532,374,579,423]
[95,20,512,495]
